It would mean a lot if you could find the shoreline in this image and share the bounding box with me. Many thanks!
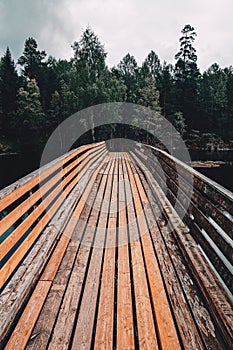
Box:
[192,160,226,168]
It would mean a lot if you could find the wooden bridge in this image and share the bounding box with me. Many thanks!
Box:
[0,142,232,350]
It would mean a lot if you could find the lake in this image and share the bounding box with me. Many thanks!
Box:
[190,150,233,192]
[0,149,232,192]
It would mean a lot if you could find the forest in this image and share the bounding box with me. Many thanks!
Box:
[0,24,233,154]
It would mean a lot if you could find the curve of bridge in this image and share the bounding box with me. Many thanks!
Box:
[0,142,232,350]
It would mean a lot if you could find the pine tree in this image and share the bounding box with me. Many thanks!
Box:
[71,27,109,109]
[112,53,139,102]
[18,37,46,80]
[139,77,161,112]
[0,47,19,133]
[174,24,200,129]
[139,77,161,144]
[15,79,45,150]
[159,62,174,117]
[140,51,162,86]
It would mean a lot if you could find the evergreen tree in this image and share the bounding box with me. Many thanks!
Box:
[112,53,139,102]
[138,77,161,144]
[48,90,61,132]
[18,38,54,110]
[159,62,175,117]
[172,111,186,137]
[174,24,200,129]
[225,66,233,139]
[15,79,45,150]
[18,37,46,80]
[139,77,161,112]
[140,51,162,86]
[0,47,19,133]
[71,27,110,109]
[198,63,228,136]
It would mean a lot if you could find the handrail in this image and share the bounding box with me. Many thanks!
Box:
[0,142,106,288]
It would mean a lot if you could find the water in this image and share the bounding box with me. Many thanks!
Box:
[0,150,232,192]
[0,152,41,190]
[189,150,233,192]
[189,150,233,163]
[193,166,233,192]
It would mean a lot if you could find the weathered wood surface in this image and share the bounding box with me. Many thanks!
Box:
[0,143,107,344]
[1,143,233,350]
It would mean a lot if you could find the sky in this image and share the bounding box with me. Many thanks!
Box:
[0,0,232,71]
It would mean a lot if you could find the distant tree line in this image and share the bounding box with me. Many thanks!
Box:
[0,25,232,153]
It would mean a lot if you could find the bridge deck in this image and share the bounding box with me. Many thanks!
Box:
[1,149,233,350]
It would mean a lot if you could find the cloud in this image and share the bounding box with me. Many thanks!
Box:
[0,0,232,71]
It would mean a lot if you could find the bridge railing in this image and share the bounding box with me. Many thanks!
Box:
[134,143,233,291]
[133,142,233,347]
[0,142,107,342]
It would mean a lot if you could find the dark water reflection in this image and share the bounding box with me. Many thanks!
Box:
[0,149,232,192]
[0,152,41,190]
[189,150,233,163]
[189,150,233,193]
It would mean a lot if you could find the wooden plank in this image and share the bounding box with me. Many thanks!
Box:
[0,146,106,262]
[130,152,207,349]
[141,143,233,213]
[133,152,233,349]
[0,188,81,344]
[0,153,108,344]
[94,218,116,349]
[26,158,111,350]
[117,155,135,350]
[132,149,233,287]
[126,154,181,350]
[123,155,159,350]
[26,247,77,350]
[0,142,105,212]
[47,157,113,350]
[148,149,233,241]
[40,235,70,281]
[0,145,105,239]
[5,281,51,350]
[70,155,116,350]
[0,150,106,287]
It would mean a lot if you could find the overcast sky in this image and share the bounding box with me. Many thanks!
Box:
[0,0,232,71]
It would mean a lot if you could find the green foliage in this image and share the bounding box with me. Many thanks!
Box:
[0,47,19,133]
[172,112,186,137]
[18,37,46,80]
[0,25,232,153]
[174,24,200,129]
[175,25,197,64]
[14,79,45,149]
[112,53,139,102]
[139,77,161,112]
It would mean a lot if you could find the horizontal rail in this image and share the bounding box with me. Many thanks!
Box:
[0,142,106,288]
[132,144,233,344]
